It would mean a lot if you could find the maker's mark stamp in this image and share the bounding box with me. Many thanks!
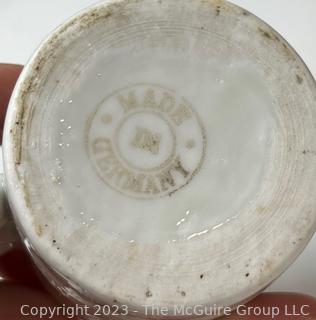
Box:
[86,84,206,198]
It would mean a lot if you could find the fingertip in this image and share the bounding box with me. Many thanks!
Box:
[0,63,23,142]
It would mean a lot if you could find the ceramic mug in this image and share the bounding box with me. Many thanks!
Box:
[0,0,316,318]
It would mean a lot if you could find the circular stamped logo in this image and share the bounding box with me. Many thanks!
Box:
[86,84,206,198]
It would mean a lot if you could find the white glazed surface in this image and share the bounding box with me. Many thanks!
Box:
[1,0,315,301]
[1,0,316,298]
[2,0,316,316]
[29,57,275,243]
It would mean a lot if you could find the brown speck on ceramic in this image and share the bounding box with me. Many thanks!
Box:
[296,74,303,84]
[245,273,250,277]
[181,291,186,297]
[280,41,296,60]
[216,6,221,16]
[35,225,43,236]
[258,27,272,39]
[200,274,204,279]
[146,289,153,298]
[303,150,316,155]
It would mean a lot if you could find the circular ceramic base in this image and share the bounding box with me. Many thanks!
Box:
[3,0,316,317]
